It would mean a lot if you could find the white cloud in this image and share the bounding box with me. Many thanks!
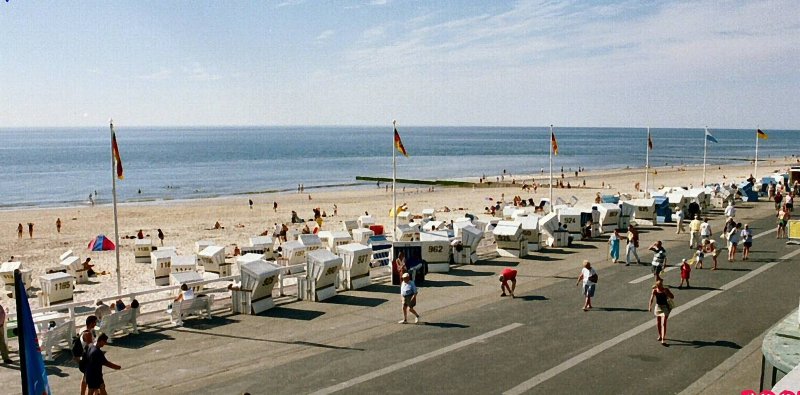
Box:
[183,63,221,81]
[137,68,173,81]
[276,0,305,8]
[369,0,388,5]
[316,29,335,41]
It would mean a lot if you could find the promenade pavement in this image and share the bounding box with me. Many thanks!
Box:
[0,200,794,394]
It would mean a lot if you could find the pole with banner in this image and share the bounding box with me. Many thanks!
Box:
[110,120,123,294]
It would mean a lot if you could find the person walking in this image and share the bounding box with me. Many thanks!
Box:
[703,239,719,270]
[727,222,741,262]
[678,259,691,288]
[674,207,685,234]
[399,273,420,324]
[575,260,597,311]
[741,224,753,260]
[777,205,790,239]
[17,223,23,239]
[625,224,641,266]
[157,229,164,246]
[499,267,517,298]
[724,202,736,219]
[608,229,621,263]
[78,315,98,395]
[648,279,674,346]
[0,302,12,363]
[273,201,278,212]
[27,222,34,238]
[689,215,702,249]
[694,242,705,270]
[84,333,121,395]
[649,241,667,279]
[699,217,712,242]
[56,217,62,234]
[248,199,253,210]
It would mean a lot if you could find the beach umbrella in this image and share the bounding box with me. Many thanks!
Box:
[88,234,116,251]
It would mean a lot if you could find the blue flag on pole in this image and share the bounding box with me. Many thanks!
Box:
[705,129,718,143]
[14,270,51,395]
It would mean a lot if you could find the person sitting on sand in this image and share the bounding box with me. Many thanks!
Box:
[82,258,108,277]
[302,224,311,234]
[137,229,144,239]
[214,221,222,230]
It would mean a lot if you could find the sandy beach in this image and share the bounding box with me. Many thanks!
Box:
[0,159,791,312]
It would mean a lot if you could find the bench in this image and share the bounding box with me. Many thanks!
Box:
[169,295,214,326]
[97,308,139,343]
[40,319,75,361]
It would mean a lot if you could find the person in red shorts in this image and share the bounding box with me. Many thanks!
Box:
[499,268,517,298]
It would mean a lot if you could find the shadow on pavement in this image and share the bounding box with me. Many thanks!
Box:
[472,261,520,267]
[711,268,752,272]
[517,295,548,301]
[448,268,494,277]
[326,295,388,307]
[182,316,239,330]
[666,338,742,349]
[422,279,471,288]
[110,330,175,349]
[567,243,598,250]
[168,328,364,351]
[524,255,560,262]
[259,306,325,321]
[543,249,577,255]
[595,307,648,312]
[420,322,470,329]
[671,286,720,291]
[358,283,397,294]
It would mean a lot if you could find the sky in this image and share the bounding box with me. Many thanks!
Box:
[0,0,798,129]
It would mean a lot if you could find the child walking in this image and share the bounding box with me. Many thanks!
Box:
[679,258,691,289]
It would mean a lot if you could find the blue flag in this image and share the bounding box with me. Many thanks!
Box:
[14,270,51,395]
[705,129,718,143]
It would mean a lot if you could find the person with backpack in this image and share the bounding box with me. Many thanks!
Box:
[73,315,97,395]
[576,260,597,312]
[84,333,121,395]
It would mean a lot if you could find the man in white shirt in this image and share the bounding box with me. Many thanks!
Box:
[724,202,736,219]
[689,215,702,249]
[674,208,685,234]
[699,218,712,241]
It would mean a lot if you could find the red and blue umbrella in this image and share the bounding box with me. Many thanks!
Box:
[88,234,116,251]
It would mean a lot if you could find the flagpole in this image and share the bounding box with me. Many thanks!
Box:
[644,127,650,197]
[549,124,553,207]
[110,120,122,295]
[702,126,708,186]
[392,120,397,242]
[754,125,759,181]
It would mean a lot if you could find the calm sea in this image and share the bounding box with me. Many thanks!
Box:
[0,126,796,209]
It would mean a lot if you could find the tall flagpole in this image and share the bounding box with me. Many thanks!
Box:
[754,125,760,181]
[392,120,397,242]
[702,126,708,186]
[644,127,650,197]
[110,120,122,295]
[549,124,553,207]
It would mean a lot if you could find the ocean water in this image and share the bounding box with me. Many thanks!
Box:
[0,126,796,209]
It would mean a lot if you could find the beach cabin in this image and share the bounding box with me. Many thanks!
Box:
[342,220,359,234]
[38,272,74,306]
[395,224,420,242]
[685,188,709,214]
[422,239,451,273]
[664,192,688,216]
[596,203,621,233]
[194,240,213,254]
[422,220,446,232]
[337,243,373,290]
[59,250,76,262]
[317,231,353,254]
[282,241,308,266]
[516,214,541,252]
[236,259,281,314]
[198,245,230,277]
[0,261,32,295]
[739,181,758,202]
[236,253,265,273]
[367,235,392,267]
[351,228,374,245]
[358,215,375,229]
[629,199,658,225]
[618,202,635,230]
[151,249,176,286]
[248,236,275,260]
[791,167,800,189]
[420,230,450,241]
[298,234,323,252]
[397,211,412,224]
[537,212,562,247]
[170,271,203,294]
[171,255,197,274]
[422,208,435,221]
[453,225,483,264]
[502,205,517,220]
[556,207,584,235]
[493,221,527,258]
[653,196,672,224]
[601,195,620,204]
[134,239,153,264]
[60,256,87,284]
[299,249,342,302]
[392,242,425,285]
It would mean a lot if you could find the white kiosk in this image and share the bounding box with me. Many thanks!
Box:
[171,255,197,274]
[198,245,230,277]
[282,241,308,265]
[596,203,621,233]
[236,259,281,314]
[422,239,451,272]
[351,228,374,245]
[134,239,153,264]
[38,272,74,306]
[337,243,373,290]
[299,249,343,302]
[453,225,483,264]
[493,221,528,258]
[151,249,176,286]
[298,234,323,252]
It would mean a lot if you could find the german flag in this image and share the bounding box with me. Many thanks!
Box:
[551,131,558,156]
[757,129,768,140]
[111,121,124,179]
[394,126,408,157]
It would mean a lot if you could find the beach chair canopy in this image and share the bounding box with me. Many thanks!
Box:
[88,234,115,251]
